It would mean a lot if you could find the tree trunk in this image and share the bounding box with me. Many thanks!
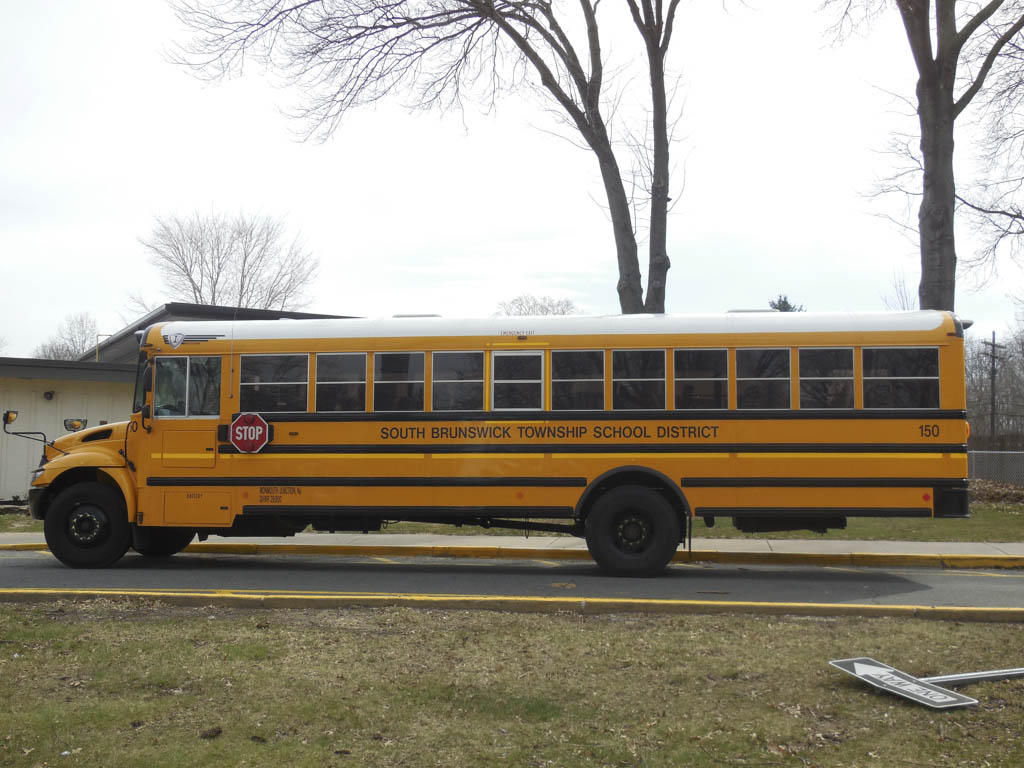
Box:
[593,141,644,314]
[643,38,671,314]
[917,82,958,311]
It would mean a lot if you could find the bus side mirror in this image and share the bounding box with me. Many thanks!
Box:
[2,410,16,433]
[64,419,88,432]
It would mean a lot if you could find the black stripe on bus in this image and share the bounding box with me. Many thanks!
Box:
[694,507,933,518]
[216,442,968,455]
[242,409,967,423]
[681,478,968,488]
[148,476,587,488]
[240,505,575,519]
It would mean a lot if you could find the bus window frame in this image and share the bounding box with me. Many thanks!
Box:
[314,352,368,413]
[673,347,729,410]
[152,355,223,420]
[492,350,545,411]
[862,346,941,410]
[797,347,855,410]
[611,349,667,411]
[373,351,426,413]
[735,347,791,410]
[432,350,485,413]
[239,352,311,414]
[551,349,605,411]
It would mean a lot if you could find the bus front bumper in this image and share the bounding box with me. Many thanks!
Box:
[28,487,46,520]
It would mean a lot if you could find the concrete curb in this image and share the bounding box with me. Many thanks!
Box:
[0,587,1022,621]
[3,541,1024,570]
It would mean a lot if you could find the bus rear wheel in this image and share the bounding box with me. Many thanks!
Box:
[132,527,196,557]
[44,482,130,568]
[584,486,681,577]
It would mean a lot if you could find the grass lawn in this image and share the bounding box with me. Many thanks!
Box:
[1,601,1021,767]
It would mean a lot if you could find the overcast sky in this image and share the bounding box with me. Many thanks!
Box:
[3,0,1023,358]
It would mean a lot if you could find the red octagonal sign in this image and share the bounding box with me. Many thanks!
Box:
[230,412,270,453]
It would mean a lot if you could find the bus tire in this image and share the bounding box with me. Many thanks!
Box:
[584,485,680,577]
[132,527,195,558]
[44,482,130,568]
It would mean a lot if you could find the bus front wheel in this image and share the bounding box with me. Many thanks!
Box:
[133,527,196,558]
[44,482,130,568]
[584,486,681,577]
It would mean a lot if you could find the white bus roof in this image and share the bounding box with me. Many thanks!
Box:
[153,311,956,343]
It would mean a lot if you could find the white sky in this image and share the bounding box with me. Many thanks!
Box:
[2,0,1022,358]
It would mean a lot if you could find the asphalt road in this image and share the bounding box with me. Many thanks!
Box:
[1,548,1022,610]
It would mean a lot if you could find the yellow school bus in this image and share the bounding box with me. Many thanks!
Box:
[4,310,969,575]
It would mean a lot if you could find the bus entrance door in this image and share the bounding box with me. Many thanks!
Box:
[140,355,228,526]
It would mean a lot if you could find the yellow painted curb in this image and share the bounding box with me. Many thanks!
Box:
[3,542,1024,570]
[0,587,1022,621]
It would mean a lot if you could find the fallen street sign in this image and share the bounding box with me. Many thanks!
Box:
[829,657,978,710]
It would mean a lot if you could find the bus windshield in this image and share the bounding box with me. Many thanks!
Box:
[132,351,151,413]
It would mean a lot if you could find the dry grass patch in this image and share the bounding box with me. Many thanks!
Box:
[0,601,1022,767]
[0,506,37,534]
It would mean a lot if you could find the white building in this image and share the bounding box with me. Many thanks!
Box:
[1,303,347,501]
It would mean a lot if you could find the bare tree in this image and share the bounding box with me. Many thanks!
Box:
[881,268,917,310]
[172,0,684,314]
[496,293,578,315]
[140,212,319,310]
[119,293,160,326]
[34,313,98,361]
[957,33,1024,275]
[826,0,1024,311]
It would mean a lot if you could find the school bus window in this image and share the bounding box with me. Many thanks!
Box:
[433,352,484,411]
[374,352,424,411]
[316,353,366,412]
[863,347,940,409]
[799,348,853,409]
[187,357,221,415]
[154,356,221,417]
[736,348,790,409]
[612,350,665,410]
[552,350,604,410]
[240,354,308,412]
[493,351,543,410]
[154,357,187,416]
[674,349,727,409]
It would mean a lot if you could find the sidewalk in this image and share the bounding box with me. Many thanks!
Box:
[3,531,1023,569]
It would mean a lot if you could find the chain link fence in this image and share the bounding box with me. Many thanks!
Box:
[968,452,1024,486]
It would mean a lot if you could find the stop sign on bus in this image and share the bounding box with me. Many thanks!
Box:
[230,413,270,453]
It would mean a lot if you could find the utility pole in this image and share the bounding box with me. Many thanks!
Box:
[980,332,1006,441]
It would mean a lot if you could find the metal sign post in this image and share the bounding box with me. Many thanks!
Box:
[922,668,1024,686]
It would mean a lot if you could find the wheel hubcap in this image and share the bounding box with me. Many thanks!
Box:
[615,513,650,552]
[68,505,107,546]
